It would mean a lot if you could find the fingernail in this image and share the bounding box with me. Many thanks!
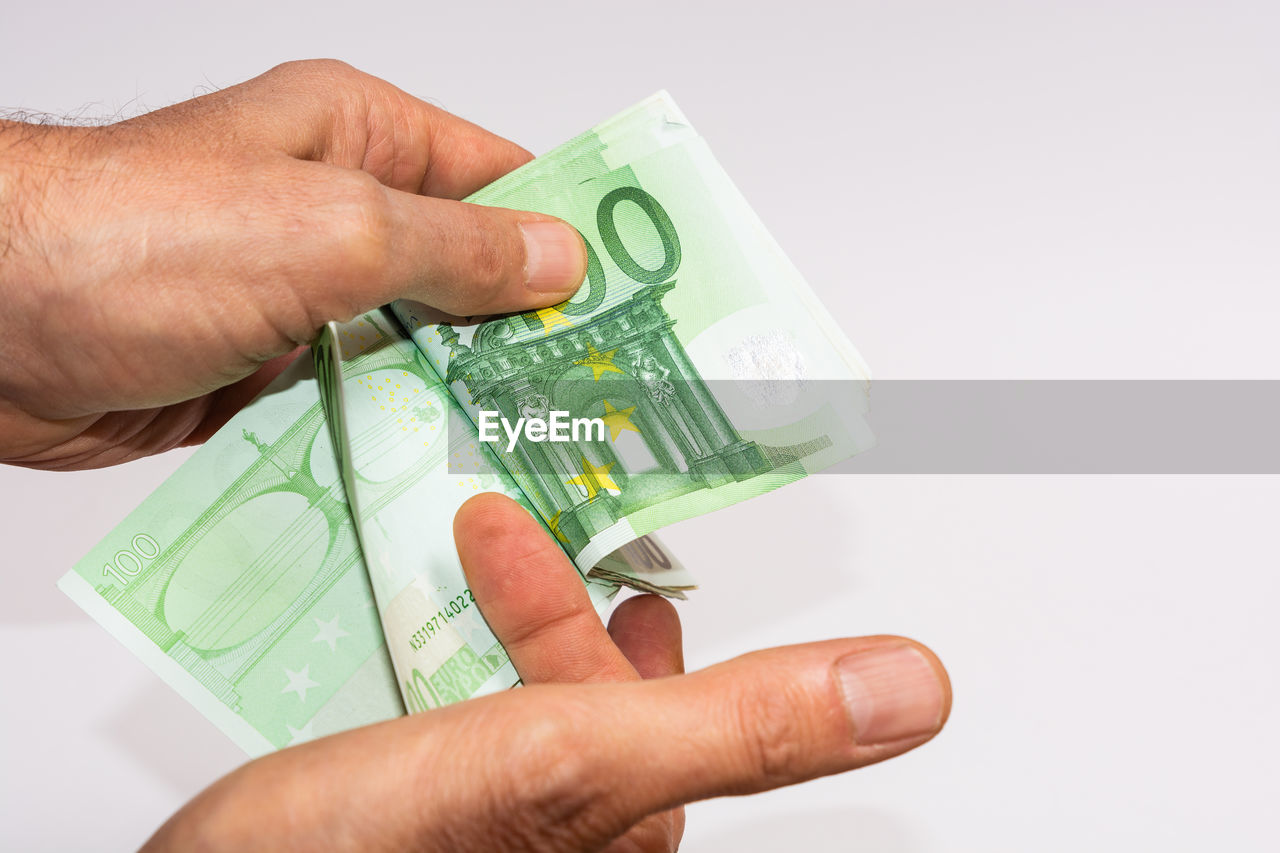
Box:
[835,644,946,745]
[521,221,585,292]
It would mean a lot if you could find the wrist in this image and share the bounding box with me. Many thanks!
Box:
[0,122,99,462]
[0,122,38,273]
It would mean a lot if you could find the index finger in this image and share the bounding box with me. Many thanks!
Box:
[454,493,640,685]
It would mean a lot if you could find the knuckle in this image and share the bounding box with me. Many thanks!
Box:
[501,593,596,654]
[616,814,681,853]
[267,58,359,87]
[325,172,393,288]
[453,208,517,302]
[729,676,814,789]
[492,698,618,850]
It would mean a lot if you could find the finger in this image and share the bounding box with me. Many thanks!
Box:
[608,595,684,679]
[381,191,587,315]
[323,70,535,197]
[293,169,587,323]
[612,635,950,807]
[446,635,950,851]
[454,493,638,684]
[510,635,951,846]
[167,60,532,197]
[383,102,533,199]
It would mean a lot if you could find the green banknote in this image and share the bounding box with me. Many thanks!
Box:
[59,333,404,756]
[59,92,871,755]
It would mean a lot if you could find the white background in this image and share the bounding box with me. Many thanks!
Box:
[2,1,1277,850]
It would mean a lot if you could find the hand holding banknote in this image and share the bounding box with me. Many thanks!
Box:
[0,59,586,468]
[143,494,950,853]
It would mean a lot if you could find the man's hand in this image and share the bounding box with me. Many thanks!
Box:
[0,60,586,468]
[142,494,951,853]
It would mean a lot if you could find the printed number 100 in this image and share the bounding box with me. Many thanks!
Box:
[102,534,161,586]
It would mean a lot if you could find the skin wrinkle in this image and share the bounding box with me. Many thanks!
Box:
[13,146,143,412]
[0,308,50,407]
[360,87,409,188]
[394,92,431,191]
[0,162,18,264]
[484,700,622,852]
[502,599,611,669]
[24,287,105,417]
[12,408,156,470]
[0,128,54,276]
[216,174,321,347]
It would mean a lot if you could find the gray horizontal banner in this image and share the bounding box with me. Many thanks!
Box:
[446,380,1280,475]
[840,380,1280,474]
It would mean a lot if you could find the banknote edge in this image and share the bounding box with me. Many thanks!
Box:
[57,568,276,757]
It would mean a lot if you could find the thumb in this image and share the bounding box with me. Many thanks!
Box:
[140,636,948,853]
[379,191,588,317]
[502,635,950,848]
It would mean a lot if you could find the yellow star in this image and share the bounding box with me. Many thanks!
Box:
[600,400,640,441]
[546,511,570,545]
[574,343,624,381]
[565,455,620,501]
[535,306,574,335]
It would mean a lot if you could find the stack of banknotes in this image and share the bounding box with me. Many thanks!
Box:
[59,92,874,755]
